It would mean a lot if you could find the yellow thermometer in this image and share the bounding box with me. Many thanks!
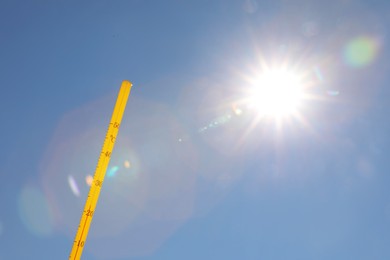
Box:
[69,80,132,259]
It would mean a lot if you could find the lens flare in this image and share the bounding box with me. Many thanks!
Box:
[68,175,80,197]
[344,36,380,68]
[243,0,258,13]
[124,160,131,168]
[107,166,120,178]
[313,66,324,82]
[232,104,243,115]
[85,175,93,186]
[327,90,340,96]
[18,185,54,237]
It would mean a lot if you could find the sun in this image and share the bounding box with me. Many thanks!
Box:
[246,68,305,118]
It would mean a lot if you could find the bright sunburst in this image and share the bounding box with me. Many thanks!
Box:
[246,68,305,118]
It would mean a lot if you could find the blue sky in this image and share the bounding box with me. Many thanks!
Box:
[1,0,390,259]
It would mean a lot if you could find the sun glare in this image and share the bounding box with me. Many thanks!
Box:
[247,69,304,117]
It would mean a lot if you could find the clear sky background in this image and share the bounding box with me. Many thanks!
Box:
[1,0,390,259]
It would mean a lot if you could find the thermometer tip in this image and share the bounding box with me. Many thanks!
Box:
[122,80,132,88]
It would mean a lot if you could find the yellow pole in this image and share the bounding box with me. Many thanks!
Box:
[69,80,132,259]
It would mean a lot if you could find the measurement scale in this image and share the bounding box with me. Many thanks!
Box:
[69,80,132,259]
